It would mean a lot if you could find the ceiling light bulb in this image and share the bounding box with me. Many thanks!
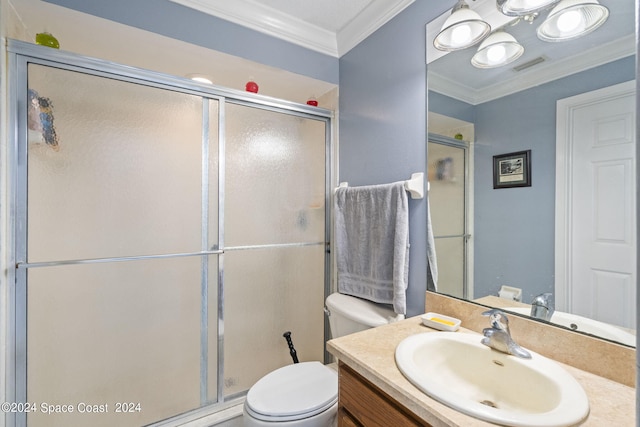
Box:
[497,0,561,16]
[471,31,524,69]
[556,9,582,32]
[537,0,609,42]
[487,45,507,63]
[433,0,491,51]
[451,24,472,44]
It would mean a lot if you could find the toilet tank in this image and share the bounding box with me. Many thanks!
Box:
[325,293,396,339]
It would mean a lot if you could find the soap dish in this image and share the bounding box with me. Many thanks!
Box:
[421,312,461,331]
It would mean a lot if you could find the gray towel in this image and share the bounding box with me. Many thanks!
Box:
[334,182,409,315]
[426,194,438,292]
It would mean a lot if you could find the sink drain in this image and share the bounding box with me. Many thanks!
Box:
[480,400,498,408]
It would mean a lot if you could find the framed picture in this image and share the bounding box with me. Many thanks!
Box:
[493,150,531,189]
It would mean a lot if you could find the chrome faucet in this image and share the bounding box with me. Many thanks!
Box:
[481,309,531,359]
[530,292,554,321]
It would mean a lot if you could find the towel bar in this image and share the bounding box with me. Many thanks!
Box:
[336,172,424,199]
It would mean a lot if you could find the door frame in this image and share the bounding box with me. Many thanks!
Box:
[555,80,636,313]
[427,133,474,299]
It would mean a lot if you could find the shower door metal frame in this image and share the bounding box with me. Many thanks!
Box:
[427,133,474,299]
[5,39,334,427]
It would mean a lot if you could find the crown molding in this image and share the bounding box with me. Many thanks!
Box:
[170,0,414,58]
[337,0,415,57]
[170,0,337,56]
[429,34,636,105]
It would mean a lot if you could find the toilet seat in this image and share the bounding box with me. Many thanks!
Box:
[245,361,338,422]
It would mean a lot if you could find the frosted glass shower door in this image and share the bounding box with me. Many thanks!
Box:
[26,68,207,262]
[428,140,469,299]
[223,104,327,396]
[22,64,219,427]
[12,45,332,427]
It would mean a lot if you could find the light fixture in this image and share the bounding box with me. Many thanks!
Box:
[471,31,525,68]
[432,0,611,69]
[497,0,561,16]
[433,0,491,51]
[537,0,609,42]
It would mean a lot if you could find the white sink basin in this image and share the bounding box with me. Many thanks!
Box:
[395,332,589,427]
[505,307,636,347]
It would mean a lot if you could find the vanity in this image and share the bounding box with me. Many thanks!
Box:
[329,0,638,425]
[326,293,635,427]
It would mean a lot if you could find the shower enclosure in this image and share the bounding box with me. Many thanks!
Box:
[6,40,332,427]
[427,134,472,299]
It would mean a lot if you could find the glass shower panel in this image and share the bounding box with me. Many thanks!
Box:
[223,245,325,397]
[26,257,202,427]
[224,104,326,246]
[428,143,465,236]
[433,237,465,298]
[428,141,467,298]
[15,49,329,426]
[27,64,204,262]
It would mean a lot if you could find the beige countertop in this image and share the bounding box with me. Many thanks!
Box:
[327,316,635,427]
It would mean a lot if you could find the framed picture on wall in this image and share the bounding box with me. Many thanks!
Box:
[493,150,531,189]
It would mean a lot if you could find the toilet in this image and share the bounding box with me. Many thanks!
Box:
[243,292,396,427]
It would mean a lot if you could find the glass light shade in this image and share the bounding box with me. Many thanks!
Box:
[434,1,491,51]
[537,0,609,42]
[471,31,524,68]
[497,0,561,16]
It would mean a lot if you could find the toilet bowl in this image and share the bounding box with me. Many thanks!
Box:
[243,362,337,427]
[243,293,396,427]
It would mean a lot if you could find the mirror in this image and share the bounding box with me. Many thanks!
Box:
[426,0,636,347]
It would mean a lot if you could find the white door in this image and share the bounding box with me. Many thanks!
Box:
[556,81,636,329]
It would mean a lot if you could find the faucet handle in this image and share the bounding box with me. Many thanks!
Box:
[531,292,554,308]
[481,309,531,359]
[482,309,510,334]
[530,293,555,321]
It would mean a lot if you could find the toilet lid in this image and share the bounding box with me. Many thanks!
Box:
[245,361,338,422]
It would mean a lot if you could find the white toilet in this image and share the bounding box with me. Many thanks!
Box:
[242,292,396,427]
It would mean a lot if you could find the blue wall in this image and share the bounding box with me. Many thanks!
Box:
[49,0,635,313]
[43,0,339,84]
[338,1,455,316]
[430,56,636,302]
[429,91,476,124]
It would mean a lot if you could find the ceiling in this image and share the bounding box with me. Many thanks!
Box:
[427,0,635,105]
[168,0,415,57]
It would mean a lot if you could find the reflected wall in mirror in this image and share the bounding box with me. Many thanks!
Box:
[426,0,636,347]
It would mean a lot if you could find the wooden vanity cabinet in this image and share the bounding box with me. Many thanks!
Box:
[338,362,432,427]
